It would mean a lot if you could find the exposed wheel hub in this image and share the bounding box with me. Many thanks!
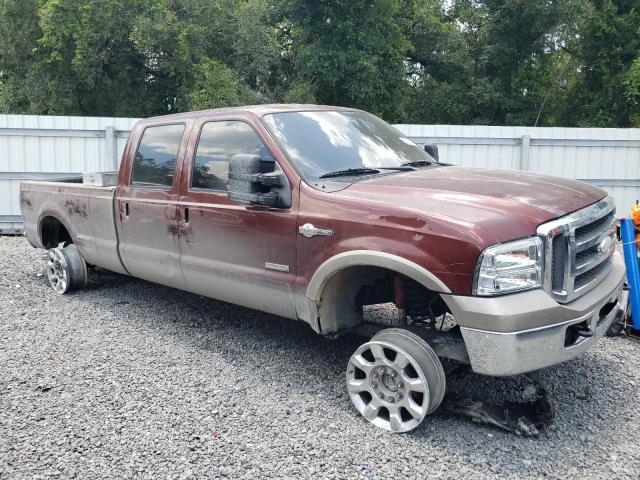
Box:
[371,366,403,402]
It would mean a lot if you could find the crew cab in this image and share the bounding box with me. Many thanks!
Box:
[20,105,625,432]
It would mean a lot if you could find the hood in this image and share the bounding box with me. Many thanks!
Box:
[336,166,607,246]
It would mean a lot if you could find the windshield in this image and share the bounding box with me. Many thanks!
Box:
[261,110,435,183]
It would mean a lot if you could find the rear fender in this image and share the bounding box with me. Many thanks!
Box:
[37,204,78,248]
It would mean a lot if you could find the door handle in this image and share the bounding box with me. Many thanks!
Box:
[180,207,189,225]
[120,201,130,222]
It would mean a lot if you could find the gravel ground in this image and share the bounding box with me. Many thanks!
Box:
[1,235,639,479]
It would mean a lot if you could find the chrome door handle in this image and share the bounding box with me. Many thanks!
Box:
[298,223,332,238]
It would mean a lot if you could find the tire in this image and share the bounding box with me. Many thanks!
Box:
[346,328,446,433]
[45,244,88,294]
[605,310,624,337]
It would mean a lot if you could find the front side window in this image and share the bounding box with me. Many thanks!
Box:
[262,111,435,183]
[131,124,185,187]
[192,120,273,191]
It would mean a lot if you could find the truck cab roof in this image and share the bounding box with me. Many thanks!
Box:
[140,104,359,124]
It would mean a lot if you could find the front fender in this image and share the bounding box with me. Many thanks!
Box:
[306,250,451,302]
[297,250,452,335]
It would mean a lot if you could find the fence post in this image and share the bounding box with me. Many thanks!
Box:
[105,126,117,171]
[519,135,530,171]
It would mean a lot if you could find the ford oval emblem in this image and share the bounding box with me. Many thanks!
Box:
[598,236,613,254]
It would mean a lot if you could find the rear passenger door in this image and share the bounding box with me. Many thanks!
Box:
[116,122,190,289]
[176,117,298,319]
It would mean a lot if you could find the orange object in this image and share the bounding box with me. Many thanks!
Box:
[632,203,640,225]
[631,203,640,245]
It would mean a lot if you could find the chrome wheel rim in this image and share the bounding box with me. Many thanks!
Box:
[346,340,430,432]
[46,249,69,294]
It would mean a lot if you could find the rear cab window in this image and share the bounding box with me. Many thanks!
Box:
[131,124,185,187]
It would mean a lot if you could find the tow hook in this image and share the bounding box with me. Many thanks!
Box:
[572,324,593,338]
[565,321,593,346]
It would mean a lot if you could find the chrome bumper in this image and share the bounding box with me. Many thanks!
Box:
[444,252,626,376]
[459,296,621,376]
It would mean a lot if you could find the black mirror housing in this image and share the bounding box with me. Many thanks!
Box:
[228,154,289,207]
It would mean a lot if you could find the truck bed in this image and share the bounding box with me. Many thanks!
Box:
[20,180,127,275]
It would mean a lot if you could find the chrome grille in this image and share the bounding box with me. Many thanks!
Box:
[537,196,616,303]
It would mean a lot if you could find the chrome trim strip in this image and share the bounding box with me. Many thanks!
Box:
[461,310,594,336]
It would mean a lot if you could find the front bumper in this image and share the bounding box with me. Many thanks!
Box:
[442,252,626,376]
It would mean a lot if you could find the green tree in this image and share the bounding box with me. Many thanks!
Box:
[0,0,52,114]
[233,0,281,98]
[1,0,265,116]
[185,59,242,110]
[625,58,640,125]
[562,0,640,127]
[283,0,410,121]
[401,0,474,123]
[0,0,638,127]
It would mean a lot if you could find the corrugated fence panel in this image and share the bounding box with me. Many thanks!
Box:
[0,114,139,233]
[1,116,638,232]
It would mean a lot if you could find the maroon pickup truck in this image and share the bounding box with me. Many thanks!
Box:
[20,105,625,432]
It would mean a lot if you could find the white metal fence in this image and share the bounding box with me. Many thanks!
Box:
[0,114,139,232]
[1,114,639,233]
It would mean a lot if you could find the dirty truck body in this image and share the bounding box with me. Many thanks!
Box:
[20,105,625,433]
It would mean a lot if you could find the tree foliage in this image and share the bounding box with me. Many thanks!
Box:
[0,0,638,126]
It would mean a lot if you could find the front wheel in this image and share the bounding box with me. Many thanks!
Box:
[46,244,87,294]
[346,328,446,432]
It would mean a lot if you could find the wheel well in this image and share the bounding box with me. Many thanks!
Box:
[40,216,72,249]
[317,266,450,337]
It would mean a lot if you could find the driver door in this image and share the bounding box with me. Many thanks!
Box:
[176,116,299,318]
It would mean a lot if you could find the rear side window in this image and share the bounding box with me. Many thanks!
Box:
[192,120,273,191]
[131,124,185,187]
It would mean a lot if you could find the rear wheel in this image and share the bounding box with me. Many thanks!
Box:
[346,328,446,432]
[46,245,87,294]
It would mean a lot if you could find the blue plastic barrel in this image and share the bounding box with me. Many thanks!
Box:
[620,218,640,329]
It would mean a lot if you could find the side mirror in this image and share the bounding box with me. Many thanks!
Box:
[228,154,288,207]
[424,144,439,161]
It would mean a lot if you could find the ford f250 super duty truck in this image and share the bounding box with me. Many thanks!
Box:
[20,105,625,433]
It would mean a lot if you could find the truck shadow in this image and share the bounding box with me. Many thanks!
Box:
[77,268,636,458]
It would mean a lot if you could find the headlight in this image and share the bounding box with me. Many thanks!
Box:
[473,237,543,296]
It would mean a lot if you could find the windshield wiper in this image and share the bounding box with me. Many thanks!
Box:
[319,168,381,179]
[401,160,437,168]
[379,166,416,171]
